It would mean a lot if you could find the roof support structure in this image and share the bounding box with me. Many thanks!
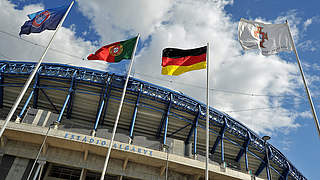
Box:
[265,145,272,180]
[66,72,77,119]
[40,89,59,114]
[93,75,112,132]
[129,83,143,139]
[18,68,42,119]
[157,93,173,145]
[156,93,172,139]
[32,72,40,109]
[255,161,266,177]
[168,124,190,138]
[163,93,173,145]
[0,65,6,108]
[210,117,227,163]
[280,167,290,180]
[0,61,308,180]
[56,71,77,123]
[255,146,271,180]
[193,116,199,156]
[100,74,114,126]
[236,132,251,171]
[18,90,34,119]
[185,105,201,155]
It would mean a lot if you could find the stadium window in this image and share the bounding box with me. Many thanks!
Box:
[48,163,82,180]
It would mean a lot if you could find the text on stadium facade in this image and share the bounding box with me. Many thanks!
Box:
[64,133,152,156]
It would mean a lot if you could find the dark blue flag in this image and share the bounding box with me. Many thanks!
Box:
[19,5,68,36]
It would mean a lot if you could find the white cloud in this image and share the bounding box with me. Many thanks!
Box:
[76,0,303,135]
[0,0,307,135]
[303,18,313,31]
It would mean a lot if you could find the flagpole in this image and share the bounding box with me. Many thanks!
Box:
[100,34,140,180]
[286,20,320,138]
[205,42,210,180]
[0,1,74,138]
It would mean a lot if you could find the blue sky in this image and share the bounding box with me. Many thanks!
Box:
[1,0,319,179]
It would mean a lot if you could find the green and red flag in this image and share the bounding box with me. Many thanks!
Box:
[161,46,207,76]
[87,36,137,63]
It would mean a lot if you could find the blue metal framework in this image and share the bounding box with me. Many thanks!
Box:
[94,75,112,131]
[57,71,77,123]
[185,104,201,155]
[0,64,5,108]
[211,117,227,163]
[0,60,306,180]
[129,83,143,138]
[236,132,251,171]
[100,74,114,126]
[32,70,41,109]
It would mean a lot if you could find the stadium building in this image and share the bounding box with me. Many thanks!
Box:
[0,60,306,180]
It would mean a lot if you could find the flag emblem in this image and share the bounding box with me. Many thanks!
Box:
[87,36,138,63]
[238,18,293,56]
[19,5,68,36]
[109,44,123,56]
[254,26,268,48]
[32,10,50,28]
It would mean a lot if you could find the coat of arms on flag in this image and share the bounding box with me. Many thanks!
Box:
[238,18,293,56]
[19,5,68,36]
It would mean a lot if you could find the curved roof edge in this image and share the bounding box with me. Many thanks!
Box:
[0,60,306,180]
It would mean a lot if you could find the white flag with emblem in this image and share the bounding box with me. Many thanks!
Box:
[238,18,293,56]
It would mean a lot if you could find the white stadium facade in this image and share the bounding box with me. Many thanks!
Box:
[0,60,306,180]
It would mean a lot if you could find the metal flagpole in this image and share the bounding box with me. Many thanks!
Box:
[205,42,210,180]
[286,20,320,138]
[100,34,140,180]
[0,1,75,138]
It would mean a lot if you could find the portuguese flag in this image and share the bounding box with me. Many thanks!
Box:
[161,46,207,76]
[87,36,138,63]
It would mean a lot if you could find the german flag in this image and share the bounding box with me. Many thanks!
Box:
[161,46,207,76]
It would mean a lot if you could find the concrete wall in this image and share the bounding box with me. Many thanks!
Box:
[0,117,261,180]
[1,139,193,180]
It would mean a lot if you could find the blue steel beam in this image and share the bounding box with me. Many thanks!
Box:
[255,161,266,177]
[66,72,77,119]
[265,145,271,180]
[100,74,114,126]
[129,83,143,138]
[32,71,40,109]
[220,122,225,163]
[193,112,199,155]
[0,65,5,108]
[168,124,190,138]
[210,118,227,158]
[255,146,271,179]
[236,132,251,171]
[163,93,173,145]
[185,104,201,144]
[93,75,111,131]
[18,91,34,118]
[279,168,289,180]
[40,88,59,114]
[156,93,173,140]
[18,67,42,118]
[95,79,105,121]
[157,93,173,145]
[56,71,77,123]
